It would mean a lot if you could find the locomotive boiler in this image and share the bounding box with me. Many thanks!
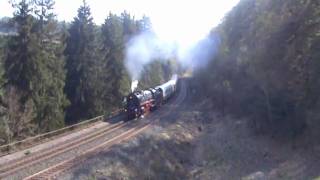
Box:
[125,76,178,120]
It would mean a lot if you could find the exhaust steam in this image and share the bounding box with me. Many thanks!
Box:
[131,80,139,92]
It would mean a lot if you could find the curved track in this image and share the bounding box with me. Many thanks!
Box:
[1,79,188,180]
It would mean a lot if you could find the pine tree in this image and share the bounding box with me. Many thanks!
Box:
[121,11,137,41]
[64,0,103,123]
[136,15,152,32]
[33,0,69,131]
[4,0,68,134]
[4,0,38,138]
[101,13,129,108]
[139,61,164,89]
[5,0,37,95]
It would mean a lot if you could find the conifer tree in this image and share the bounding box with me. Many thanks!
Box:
[5,0,68,133]
[101,13,129,108]
[33,0,69,131]
[5,0,37,95]
[121,11,137,41]
[4,0,37,137]
[64,0,103,122]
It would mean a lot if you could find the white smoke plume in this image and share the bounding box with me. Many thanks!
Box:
[124,31,176,81]
[131,80,139,92]
[125,30,221,81]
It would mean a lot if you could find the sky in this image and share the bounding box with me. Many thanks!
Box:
[0,0,240,47]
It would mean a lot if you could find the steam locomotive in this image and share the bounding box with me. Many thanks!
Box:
[124,77,178,120]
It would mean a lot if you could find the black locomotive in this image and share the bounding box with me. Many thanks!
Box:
[124,78,177,120]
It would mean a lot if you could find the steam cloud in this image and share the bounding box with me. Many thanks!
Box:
[179,33,221,70]
[124,30,220,83]
[131,80,139,92]
[125,31,175,81]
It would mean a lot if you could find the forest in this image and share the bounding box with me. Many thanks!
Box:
[0,0,174,145]
[1,0,319,146]
[195,0,320,138]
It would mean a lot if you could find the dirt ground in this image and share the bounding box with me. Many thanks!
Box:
[60,78,320,180]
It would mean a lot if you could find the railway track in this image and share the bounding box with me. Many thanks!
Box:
[24,123,150,180]
[1,79,187,179]
[0,109,123,157]
[0,120,128,179]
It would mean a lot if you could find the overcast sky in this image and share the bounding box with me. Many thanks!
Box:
[0,0,240,46]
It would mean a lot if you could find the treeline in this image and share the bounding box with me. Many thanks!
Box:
[139,60,177,89]
[0,0,173,144]
[195,0,320,137]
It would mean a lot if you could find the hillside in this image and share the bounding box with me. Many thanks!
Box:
[55,78,320,180]
[196,0,320,138]
[0,0,319,179]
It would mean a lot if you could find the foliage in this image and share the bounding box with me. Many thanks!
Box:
[32,0,69,132]
[0,0,176,144]
[3,0,69,143]
[196,0,320,137]
[137,58,177,90]
[64,0,103,123]
[101,13,128,109]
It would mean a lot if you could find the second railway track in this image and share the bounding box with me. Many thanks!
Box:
[0,119,131,179]
[24,122,150,180]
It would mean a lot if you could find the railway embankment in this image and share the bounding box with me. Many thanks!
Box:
[60,78,320,180]
[1,78,319,179]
